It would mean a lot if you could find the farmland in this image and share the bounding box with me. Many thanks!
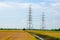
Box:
[0,30,37,40]
[27,30,60,40]
[0,30,60,40]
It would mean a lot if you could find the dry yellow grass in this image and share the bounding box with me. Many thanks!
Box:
[27,30,60,38]
[0,30,37,40]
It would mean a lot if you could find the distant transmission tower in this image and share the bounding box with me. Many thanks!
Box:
[28,5,33,30]
[42,12,45,30]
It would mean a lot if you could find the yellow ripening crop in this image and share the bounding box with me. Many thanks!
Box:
[28,30,60,38]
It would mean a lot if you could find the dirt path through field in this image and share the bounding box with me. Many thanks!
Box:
[0,30,37,40]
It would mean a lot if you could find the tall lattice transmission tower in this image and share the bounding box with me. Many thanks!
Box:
[42,12,45,30]
[28,5,33,29]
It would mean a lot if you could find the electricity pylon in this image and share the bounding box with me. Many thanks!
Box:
[28,5,33,30]
[42,12,45,30]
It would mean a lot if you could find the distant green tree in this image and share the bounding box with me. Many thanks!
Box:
[58,28,60,31]
[52,28,60,31]
[23,28,25,30]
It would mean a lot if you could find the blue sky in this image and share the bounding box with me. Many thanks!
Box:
[0,0,60,29]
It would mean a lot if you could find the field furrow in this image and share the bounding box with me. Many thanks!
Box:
[0,30,37,40]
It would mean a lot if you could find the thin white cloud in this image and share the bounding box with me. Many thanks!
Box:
[0,2,60,17]
[0,2,12,8]
[0,2,41,9]
[0,2,60,16]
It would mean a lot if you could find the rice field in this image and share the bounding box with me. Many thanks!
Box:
[0,30,37,40]
[27,30,60,39]
[0,30,60,40]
